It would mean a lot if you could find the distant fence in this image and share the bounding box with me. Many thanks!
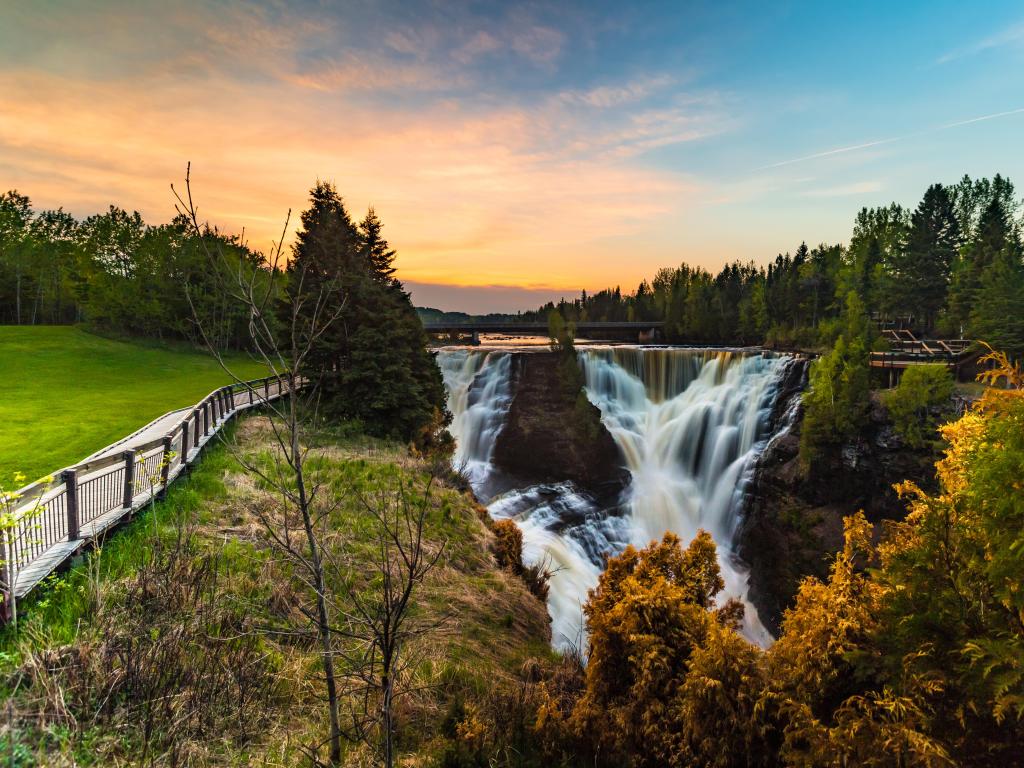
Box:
[2,374,294,621]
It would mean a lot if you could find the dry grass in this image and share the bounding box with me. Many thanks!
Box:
[2,413,554,766]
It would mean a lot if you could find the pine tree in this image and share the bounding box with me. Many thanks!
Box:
[947,190,1021,333]
[359,207,396,284]
[284,182,449,445]
[969,251,1024,359]
[892,184,960,331]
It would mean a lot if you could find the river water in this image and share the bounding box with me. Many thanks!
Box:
[437,344,795,650]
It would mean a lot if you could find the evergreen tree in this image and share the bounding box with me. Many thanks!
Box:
[969,251,1024,359]
[799,291,872,470]
[359,207,396,284]
[891,184,960,331]
[948,187,1022,333]
[285,182,449,445]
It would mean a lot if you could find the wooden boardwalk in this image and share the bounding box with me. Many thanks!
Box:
[3,375,292,617]
[870,330,975,382]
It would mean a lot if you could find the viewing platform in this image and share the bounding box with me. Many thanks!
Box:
[870,330,977,384]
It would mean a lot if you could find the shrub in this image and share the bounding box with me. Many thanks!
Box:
[490,517,550,601]
[799,292,872,470]
[492,518,524,573]
[14,525,280,761]
[884,363,954,448]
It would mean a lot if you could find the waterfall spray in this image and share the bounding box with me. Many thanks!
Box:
[438,346,793,650]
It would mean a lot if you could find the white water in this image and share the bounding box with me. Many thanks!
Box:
[438,350,514,492]
[437,346,793,650]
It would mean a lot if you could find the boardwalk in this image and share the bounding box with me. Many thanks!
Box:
[3,375,291,617]
[870,330,976,383]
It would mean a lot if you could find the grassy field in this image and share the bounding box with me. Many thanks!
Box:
[0,417,553,765]
[0,326,268,485]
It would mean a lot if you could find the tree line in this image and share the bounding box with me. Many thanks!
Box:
[0,184,448,446]
[533,174,1024,356]
[0,191,273,348]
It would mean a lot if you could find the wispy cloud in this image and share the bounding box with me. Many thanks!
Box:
[451,30,502,64]
[509,24,565,67]
[759,103,1024,173]
[559,75,674,108]
[941,106,1024,128]
[936,21,1024,64]
[800,180,883,199]
[284,53,462,93]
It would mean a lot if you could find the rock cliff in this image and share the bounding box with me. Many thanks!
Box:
[738,361,939,635]
[491,352,629,502]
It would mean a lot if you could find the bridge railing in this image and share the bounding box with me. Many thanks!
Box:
[1,374,295,620]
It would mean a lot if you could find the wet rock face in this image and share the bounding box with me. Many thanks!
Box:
[491,352,630,503]
[739,371,940,636]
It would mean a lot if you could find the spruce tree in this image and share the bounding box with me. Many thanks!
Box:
[359,207,397,284]
[892,184,960,331]
[948,192,1021,334]
[284,182,449,445]
[970,251,1024,359]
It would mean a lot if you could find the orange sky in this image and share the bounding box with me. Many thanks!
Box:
[3,1,1023,312]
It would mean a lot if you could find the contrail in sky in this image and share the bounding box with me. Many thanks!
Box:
[760,106,1024,170]
[941,106,1024,128]
[759,137,902,170]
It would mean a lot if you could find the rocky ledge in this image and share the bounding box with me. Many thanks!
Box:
[491,352,630,502]
[738,362,939,636]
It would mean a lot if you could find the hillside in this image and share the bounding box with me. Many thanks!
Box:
[0,415,553,765]
[0,327,267,483]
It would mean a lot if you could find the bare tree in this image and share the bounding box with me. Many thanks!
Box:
[335,474,448,768]
[171,164,348,763]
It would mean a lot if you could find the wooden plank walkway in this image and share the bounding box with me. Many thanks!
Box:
[870,331,976,381]
[3,375,294,613]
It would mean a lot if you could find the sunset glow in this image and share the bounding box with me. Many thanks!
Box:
[3,1,1023,311]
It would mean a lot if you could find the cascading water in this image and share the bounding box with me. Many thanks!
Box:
[579,347,788,646]
[438,345,794,651]
[438,350,514,493]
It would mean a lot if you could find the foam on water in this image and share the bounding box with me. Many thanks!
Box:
[437,346,794,651]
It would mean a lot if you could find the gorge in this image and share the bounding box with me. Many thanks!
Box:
[438,344,806,650]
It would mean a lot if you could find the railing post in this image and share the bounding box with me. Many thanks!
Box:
[160,435,173,489]
[180,417,191,463]
[264,378,270,402]
[193,407,201,446]
[0,538,11,624]
[248,383,254,405]
[122,450,136,510]
[62,469,80,541]
[211,394,219,425]
[203,401,210,436]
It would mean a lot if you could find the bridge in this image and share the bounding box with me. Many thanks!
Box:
[423,320,665,343]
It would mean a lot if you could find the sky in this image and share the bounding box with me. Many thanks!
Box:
[2,1,1023,313]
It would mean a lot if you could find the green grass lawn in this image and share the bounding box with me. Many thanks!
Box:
[0,326,268,485]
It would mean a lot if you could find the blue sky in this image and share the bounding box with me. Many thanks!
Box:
[1,0,1022,311]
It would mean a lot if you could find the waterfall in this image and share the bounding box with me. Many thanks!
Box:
[438,346,794,651]
[438,349,514,492]
[578,347,788,647]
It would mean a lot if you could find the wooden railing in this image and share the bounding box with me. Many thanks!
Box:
[1,374,294,620]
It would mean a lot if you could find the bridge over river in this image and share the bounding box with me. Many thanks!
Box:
[423,320,664,343]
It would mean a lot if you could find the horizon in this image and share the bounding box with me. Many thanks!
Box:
[3,0,1024,313]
